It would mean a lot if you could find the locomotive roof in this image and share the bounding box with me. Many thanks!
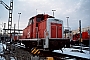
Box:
[29,14,54,20]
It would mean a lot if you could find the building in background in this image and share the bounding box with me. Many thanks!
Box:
[72,26,90,34]
[71,26,90,46]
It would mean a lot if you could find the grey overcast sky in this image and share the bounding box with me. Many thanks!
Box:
[0,0,90,30]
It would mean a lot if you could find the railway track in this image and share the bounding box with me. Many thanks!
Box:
[15,43,90,60]
[38,51,89,60]
[1,42,89,60]
[0,43,90,60]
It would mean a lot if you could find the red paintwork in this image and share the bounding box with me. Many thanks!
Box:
[57,24,62,38]
[51,25,56,38]
[38,20,46,38]
[17,14,63,41]
[22,14,54,39]
[82,32,89,40]
[72,31,90,46]
[72,33,80,41]
[51,23,62,38]
[23,27,27,39]
[72,31,90,41]
[22,14,63,39]
[14,14,71,49]
[11,34,23,41]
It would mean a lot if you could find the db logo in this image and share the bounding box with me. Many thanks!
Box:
[46,32,49,36]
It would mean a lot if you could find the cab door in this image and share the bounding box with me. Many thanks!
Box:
[51,25,56,38]
[57,25,62,38]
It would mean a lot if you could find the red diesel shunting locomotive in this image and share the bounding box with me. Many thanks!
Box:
[19,14,70,51]
[72,31,90,46]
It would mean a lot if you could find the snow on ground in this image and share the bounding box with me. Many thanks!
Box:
[0,56,5,60]
[0,43,4,54]
[53,48,90,59]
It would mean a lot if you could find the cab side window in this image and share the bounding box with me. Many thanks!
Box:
[28,19,33,26]
[36,18,41,22]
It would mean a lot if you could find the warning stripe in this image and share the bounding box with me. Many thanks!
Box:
[31,48,40,55]
[34,49,39,54]
[31,48,36,53]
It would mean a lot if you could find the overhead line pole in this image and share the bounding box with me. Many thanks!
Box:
[66,17,69,38]
[79,20,84,53]
[88,28,90,54]
[18,13,21,40]
[0,0,13,42]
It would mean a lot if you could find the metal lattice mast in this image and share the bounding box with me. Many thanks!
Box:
[8,0,13,30]
[0,0,13,41]
[0,0,13,30]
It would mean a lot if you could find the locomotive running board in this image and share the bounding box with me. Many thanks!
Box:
[19,39,41,41]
